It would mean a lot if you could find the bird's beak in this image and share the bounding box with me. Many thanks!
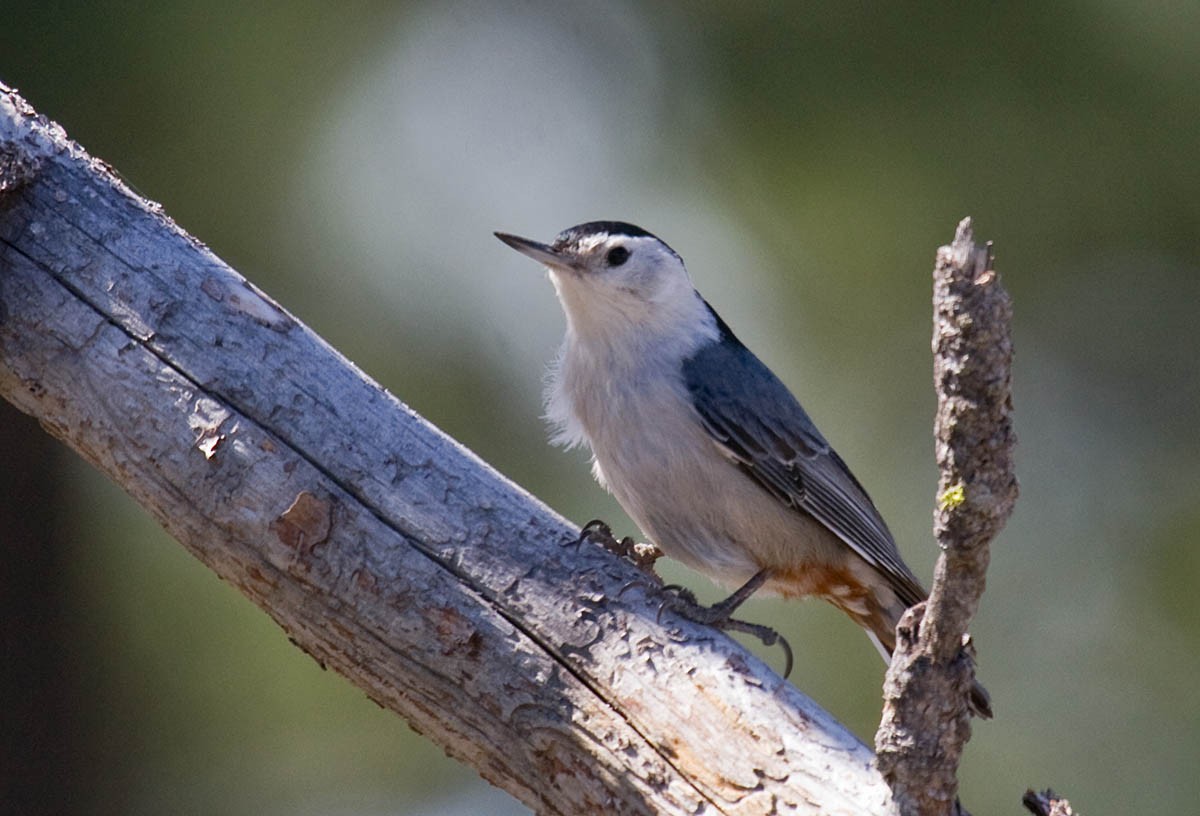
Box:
[494,232,573,271]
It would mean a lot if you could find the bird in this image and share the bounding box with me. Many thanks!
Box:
[495,221,991,718]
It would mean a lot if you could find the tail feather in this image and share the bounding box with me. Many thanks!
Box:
[968,677,993,719]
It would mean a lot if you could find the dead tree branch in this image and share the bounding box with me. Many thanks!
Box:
[874,219,1018,815]
[0,84,904,815]
[1022,789,1080,816]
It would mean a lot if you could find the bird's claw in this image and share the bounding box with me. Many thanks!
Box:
[724,619,794,679]
[570,519,609,551]
[617,577,652,599]
[577,519,663,573]
[655,583,699,623]
[656,586,795,678]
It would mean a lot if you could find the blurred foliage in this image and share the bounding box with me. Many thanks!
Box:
[3,2,1198,814]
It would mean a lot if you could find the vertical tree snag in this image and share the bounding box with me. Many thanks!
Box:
[875,219,1018,816]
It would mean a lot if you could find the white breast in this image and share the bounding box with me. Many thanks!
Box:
[550,335,814,586]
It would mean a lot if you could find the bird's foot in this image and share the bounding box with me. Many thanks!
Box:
[657,583,794,678]
[577,519,663,573]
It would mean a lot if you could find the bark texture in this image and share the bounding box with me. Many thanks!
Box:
[874,219,1018,816]
[0,84,900,815]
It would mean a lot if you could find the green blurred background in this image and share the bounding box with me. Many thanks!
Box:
[2,2,1198,814]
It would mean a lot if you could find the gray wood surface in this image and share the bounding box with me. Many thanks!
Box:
[0,84,897,815]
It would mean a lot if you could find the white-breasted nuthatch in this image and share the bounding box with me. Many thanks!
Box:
[496,221,990,718]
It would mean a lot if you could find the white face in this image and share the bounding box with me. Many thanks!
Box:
[497,223,697,335]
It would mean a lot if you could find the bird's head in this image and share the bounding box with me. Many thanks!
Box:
[496,221,705,343]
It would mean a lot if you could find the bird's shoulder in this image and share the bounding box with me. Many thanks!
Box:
[681,304,831,461]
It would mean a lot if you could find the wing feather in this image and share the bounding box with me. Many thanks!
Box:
[683,327,926,607]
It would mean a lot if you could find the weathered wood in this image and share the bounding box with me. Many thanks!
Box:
[0,84,898,815]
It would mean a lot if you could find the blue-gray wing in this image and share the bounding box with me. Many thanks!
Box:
[682,331,926,606]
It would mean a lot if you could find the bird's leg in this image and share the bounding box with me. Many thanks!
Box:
[659,569,794,677]
[706,568,771,619]
[577,519,663,573]
[660,569,768,623]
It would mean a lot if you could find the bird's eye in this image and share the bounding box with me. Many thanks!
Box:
[606,246,630,267]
